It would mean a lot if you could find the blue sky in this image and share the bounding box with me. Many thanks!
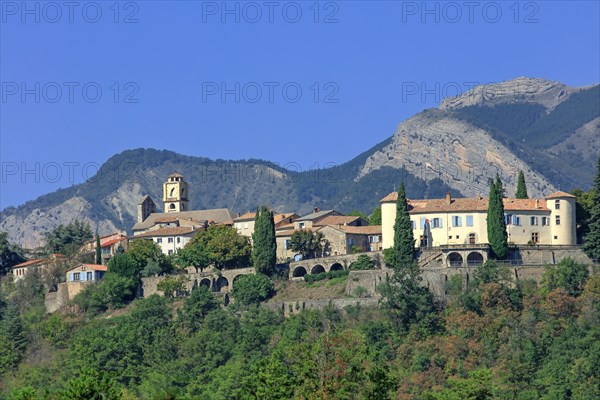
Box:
[1,0,599,210]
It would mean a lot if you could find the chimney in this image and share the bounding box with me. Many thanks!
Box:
[445,192,451,205]
[535,199,539,208]
[314,207,320,213]
[237,212,241,218]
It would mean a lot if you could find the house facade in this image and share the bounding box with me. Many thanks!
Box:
[133,226,199,256]
[380,191,577,249]
[66,264,107,299]
[11,254,66,281]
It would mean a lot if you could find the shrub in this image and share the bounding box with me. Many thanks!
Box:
[231,274,275,305]
[304,270,349,283]
[350,255,375,270]
[542,257,590,296]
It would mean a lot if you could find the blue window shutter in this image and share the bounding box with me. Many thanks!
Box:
[420,218,426,229]
[440,219,443,228]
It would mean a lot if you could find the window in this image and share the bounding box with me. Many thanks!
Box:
[452,216,462,227]
[432,218,443,228]
[505,214,512,225]
[555,215,560,225]
[466,215,473,227]
[411,220,416,229]
[555,200,560,210]
[456,235,460,239]
[177,237,181,244]
[168,237,174,243]
[73,272,80,281]
[299,222,305,229]
[530,216,538,226]
[531,232,539,243]
[168,250,173,255]
[513,216,521,226]
[449,236,452,240]
[284,239,290,250]
[347,238,355,246]
[542,217,549,226]
[420,218,426,229]
[87,272,93,281]
[554,235,558,240]
[157,238,162,243]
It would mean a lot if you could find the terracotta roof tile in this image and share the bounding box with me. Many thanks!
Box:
[12,259,44,269]
[338,225,382,235]
[380,192,550,212]
[134,226,198,238]
[545,191,577,199]
[314,215,360,226]
[233,212,256,222]
[67,264,108,272]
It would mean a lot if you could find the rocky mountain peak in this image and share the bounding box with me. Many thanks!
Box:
[439,77,572,110]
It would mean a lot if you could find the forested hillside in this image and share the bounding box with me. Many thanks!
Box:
[1,259,599,399]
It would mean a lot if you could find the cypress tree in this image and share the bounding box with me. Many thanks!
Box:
[252,206,277,276]
[95,232,102,265]
[516,170,529,199]
[487,176,508,259]
[392,182,415,265]
[583,156,600,260]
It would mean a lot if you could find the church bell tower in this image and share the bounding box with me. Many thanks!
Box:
[163,172,189,213]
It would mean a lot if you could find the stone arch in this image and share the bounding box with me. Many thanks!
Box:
[466,252,484,266]
[330,262,344,272]
[215,276,229,292]
[311,265,325,274]
[199,278,211,289]
[292,266,307,278]
[448,252,463,267]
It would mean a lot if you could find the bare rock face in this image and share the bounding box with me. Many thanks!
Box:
[357,110,556,198]
[546,117,600,161]
[0,197,119,249]
[439,77,574,111]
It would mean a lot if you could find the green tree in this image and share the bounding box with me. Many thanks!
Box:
[59,370,122,400]
[487,176,508,259]
[178,286,217,332]
[380,182,434,332]
[44,220,93,257]
[252,206,277,276]
[0,302,27,375]
[542,257,590,296]
[107,253,139,280]
[289,230,324,260]
[369,206,382,225]
[232,274,274,306]
[583,156,600,260]
[157,275,189,298]
[182,226,251,271]
[350,254,375,270]
[95,232,102,265]
[572,188,594,244]
[0,232,25,275]
[126,239,172,277]
[392,182,415,265]
[516,170,529,199]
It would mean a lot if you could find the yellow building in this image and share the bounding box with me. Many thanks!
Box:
[380,191,577,249]
[163,172,189,213]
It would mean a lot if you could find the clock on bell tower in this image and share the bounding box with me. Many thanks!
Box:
[162,172,189,213]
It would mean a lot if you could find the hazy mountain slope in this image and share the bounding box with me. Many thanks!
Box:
[1,77,598,248]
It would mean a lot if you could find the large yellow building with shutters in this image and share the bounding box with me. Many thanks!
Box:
[380,191,577,249]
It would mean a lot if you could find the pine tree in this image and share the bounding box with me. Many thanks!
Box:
[516,170,529,199]
[95,232,102,265]
[252,206,277,276]
[583,156,600,260]
[392,182,415,265]
[487,176,508,259]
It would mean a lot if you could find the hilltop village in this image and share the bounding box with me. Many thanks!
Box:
[9,172,594,313]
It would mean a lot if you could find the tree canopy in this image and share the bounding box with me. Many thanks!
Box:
[516,170,529,199]
[487,176,508,259]
[289,230,325,260]
[583,156,600,260]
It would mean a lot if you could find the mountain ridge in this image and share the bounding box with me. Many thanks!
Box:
[2,77,598,248]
